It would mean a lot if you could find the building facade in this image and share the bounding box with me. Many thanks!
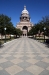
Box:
[16,6,33,36]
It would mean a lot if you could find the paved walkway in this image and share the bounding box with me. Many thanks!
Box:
[0,37,49,75]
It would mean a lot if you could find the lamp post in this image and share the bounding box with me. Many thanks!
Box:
[43,27,46,42]
[32,32,33,37]
[4,27,6,43]
[38,30,40,39]
[0,33,1,47]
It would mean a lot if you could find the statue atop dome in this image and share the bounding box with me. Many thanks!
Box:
[24,6,26,10]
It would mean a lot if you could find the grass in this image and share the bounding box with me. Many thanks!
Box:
[0,37,15,44]
[35,36,48,43]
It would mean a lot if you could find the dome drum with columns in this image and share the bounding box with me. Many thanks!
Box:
[16,6,33,36]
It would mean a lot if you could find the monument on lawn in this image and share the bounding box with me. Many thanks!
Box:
[16,6,33,36]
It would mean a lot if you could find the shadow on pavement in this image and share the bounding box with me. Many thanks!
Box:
[45,43,49,48]
[0,44,4,48]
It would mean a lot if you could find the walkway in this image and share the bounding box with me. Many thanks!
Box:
[0,37,49,75]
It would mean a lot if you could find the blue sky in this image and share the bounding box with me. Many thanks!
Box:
[0,0,49,27]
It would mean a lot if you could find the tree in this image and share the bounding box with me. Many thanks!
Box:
[0,14,23,40]
[0,14,14,35]
[16,29,22,37]
[28,16,49,38]
[39,16,49,37]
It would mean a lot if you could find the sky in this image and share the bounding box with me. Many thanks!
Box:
[0,0,49,27]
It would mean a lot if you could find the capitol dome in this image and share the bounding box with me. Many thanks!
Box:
[22,6,29,14]
[20,6,30,22]
[16,6,33,36]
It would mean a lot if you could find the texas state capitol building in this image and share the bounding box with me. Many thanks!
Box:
[16,6,34,36]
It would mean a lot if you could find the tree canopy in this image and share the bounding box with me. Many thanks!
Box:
[28,16,49,37]
[0,14,22,37]
[0,14,14,35]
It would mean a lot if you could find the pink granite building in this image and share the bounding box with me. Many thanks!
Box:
[16,6,33,36]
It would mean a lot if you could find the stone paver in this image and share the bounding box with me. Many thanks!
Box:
[0,37,49,75]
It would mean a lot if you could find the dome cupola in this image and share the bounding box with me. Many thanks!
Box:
[20,6,30,22]
[22,6,29,14]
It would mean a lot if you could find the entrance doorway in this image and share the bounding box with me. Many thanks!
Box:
[22,26,28,36]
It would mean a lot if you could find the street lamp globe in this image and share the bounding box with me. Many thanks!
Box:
[4,27,6,30]
[44,27,46,30]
